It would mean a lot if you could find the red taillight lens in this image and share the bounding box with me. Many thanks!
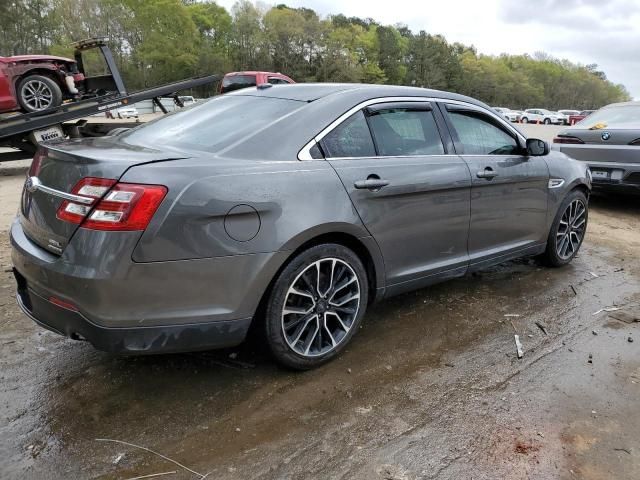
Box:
[553,136,584,144]
[57,177,117,224]
[82,183,167,231]
[29,149,47,176]
[56,178,167,231]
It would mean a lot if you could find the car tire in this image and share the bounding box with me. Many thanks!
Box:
[264,243,369,370]
[17,74,63,113]
[542,189,588,267]
[521,117,528,124]
[543,118,551,125]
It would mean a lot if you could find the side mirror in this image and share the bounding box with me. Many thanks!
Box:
[526,138,549,156]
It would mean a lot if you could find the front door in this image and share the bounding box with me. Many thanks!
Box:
[440,103,549,266]
[321,102,471,290]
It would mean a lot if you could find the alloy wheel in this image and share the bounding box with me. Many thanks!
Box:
[556,199,587,260]
[22,80,54,110]
[281,258,361,357]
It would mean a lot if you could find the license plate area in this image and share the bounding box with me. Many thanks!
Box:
[31,125,64,144]
[590,169,610,181]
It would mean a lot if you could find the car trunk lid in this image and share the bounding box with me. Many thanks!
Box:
[20,138,188,254]
[556,128,640,165]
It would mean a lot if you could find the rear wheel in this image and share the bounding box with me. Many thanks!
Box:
[264,244,368,370]
[542,189,588,267]
[17,75,63,113]
[543,118,551,125]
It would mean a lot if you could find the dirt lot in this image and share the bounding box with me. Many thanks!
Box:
[1,130,639,479]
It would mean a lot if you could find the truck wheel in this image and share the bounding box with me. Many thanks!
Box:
[17,75,63,113]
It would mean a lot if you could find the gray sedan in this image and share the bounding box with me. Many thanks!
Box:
[11,84,591,369]
[553,101,640,193]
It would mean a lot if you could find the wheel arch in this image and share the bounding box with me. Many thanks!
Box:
[14,68,64,92]
[249,227,385,335]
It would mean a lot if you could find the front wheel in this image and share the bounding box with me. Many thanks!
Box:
[542,189,588,267]
[264,244,368,370]
[521,117,528,124]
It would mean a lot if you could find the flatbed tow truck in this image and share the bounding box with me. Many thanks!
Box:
[0,38,218,159]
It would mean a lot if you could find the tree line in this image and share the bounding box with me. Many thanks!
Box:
[0,0,631,110]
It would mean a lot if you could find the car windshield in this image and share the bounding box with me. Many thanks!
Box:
[121,95,303,153]
[578,105,640,128]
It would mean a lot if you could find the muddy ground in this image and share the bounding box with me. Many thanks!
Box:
[1,160,639,479]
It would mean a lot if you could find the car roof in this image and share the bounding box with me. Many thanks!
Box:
[226,82,488,106]
[224,71,288,77]
[0,54,75,63]
[601,100,640,108]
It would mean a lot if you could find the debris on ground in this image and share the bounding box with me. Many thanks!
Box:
[614,448,632,455]
[570,285,578,296]
[592,330,598,336]
[589,272,599,278]
[609,310,640,324]
[514,441,540,455]
[514,335,524,359]
[588,354,593,364]
[593,306,621,316]
[628,337,634,343]
[535,321,548,335]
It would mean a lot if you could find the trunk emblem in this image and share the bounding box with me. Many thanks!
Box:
[25,176,41,193]
[601,132,611,141]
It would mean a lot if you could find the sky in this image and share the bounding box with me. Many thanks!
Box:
[215,0,640,99]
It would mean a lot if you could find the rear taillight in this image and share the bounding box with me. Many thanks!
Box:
[553,136,584,144]
[57,178,167,231]
[57,177,117,224]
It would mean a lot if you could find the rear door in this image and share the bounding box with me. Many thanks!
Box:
[440,103,549,266]
[322,101,471,290]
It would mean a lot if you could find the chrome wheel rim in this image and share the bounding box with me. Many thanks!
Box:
[22,80,53,110]
[556,199,587,260]
[281,258,361,357]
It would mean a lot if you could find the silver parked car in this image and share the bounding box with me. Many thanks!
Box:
[11,84,591,369]
[553,101,640,193]
[493,107,520,122]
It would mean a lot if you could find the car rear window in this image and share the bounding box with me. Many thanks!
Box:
[578,105,640,128]
[121,95,302,153]
[220,74,257,93]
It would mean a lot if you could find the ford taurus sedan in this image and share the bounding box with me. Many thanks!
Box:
[11,84,591,369]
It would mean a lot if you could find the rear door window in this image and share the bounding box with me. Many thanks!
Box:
[367,106,444,156]
[322,111,376,158]
[447,110,519,155]
[220,74,257,93]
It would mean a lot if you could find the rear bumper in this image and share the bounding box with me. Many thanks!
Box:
[582,160,640,193]
[14,272,251,353]
[10,217,287,353]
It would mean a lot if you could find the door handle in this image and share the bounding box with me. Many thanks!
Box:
[354,176,390,191]
[476,167,498,179]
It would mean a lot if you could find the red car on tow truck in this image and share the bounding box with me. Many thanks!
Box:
[0,54,84,113]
